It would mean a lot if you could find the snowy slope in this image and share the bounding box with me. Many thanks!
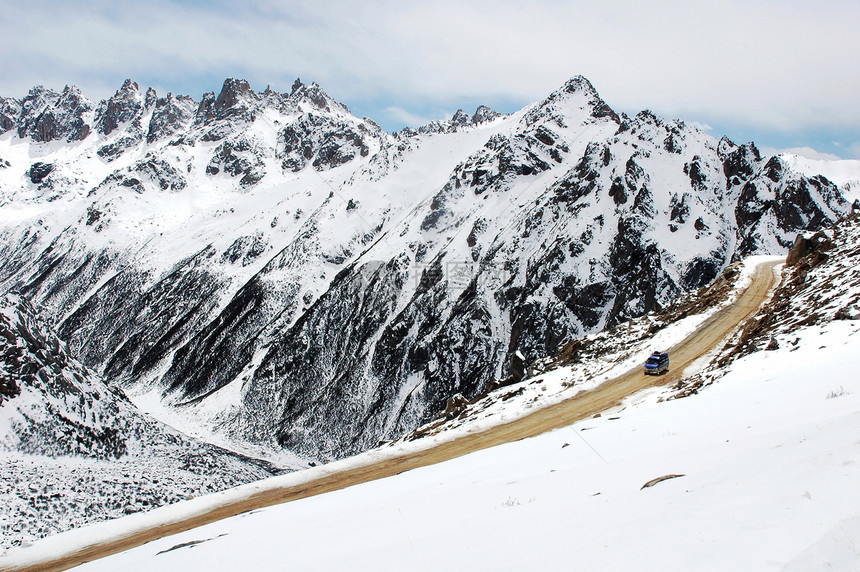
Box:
[0,294,277,549]
[780,153,860,205]
[8,224,860,570]
[0,76,851,462]
[63,326,860,571]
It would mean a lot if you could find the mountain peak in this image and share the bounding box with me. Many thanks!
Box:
[472,105,500,124]
[0,95,21,133]
[119,78,140,94]
[561,75,599,96]
[96,79,144,135]
[527,75,620,126]
[15,84,92,142]
[451,109,470,125]
[214,78,253,113]
[289,80,341,112]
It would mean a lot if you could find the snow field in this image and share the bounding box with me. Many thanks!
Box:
[37,318,859,571]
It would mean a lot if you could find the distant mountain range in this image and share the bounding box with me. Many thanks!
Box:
[0,75,853,462]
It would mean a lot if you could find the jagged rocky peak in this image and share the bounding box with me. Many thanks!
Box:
[762,154,784,182]
[147,91,195,143]
[144,86,158,108]
[0,95,21,133]
[95,78,144,135]
[16,84,93,142]
[472,105,500,124]
[719,137,762,186]
[195,78,258,129]
[414,105,502,136]
[451,109,471,125]
[289,77,348,115]
[562,74,599,94]
[271,78,383,173]
[16,86,60,138]
[527,74,620,126]
[214,78,253,113]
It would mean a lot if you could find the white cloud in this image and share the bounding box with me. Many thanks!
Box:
[383,107,451,128]
[1,0,859,138]
[687,121,713,133]
[760,146,843,161]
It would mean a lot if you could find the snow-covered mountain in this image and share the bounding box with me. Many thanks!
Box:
[778,153,860,206]
[0,76,850,461]
[0,293,276,548]
[11,215,860,571]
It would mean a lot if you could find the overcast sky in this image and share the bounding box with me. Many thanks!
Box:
[1,0,858,158]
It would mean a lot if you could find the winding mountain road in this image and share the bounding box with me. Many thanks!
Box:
[1,259,783,572]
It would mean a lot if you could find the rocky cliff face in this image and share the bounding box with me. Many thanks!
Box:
[0,75,850,461]
[0,293,276,547]
[0,292,276,468]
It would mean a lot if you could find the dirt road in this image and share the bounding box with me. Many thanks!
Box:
[3,259,782,572]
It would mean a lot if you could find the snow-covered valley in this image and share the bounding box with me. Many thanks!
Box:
[5,213,860,571]
[2,72,860,563]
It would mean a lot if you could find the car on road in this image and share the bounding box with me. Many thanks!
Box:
[644,351,669,375]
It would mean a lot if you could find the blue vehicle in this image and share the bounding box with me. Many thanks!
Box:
[644,352,669,375]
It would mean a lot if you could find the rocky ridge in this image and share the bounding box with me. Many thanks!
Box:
[0,293,276,548]
[0,75,851,461]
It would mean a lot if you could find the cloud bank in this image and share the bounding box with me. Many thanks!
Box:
[1,0,858,152]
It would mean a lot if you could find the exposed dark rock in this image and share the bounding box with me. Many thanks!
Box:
[16,86,60,139]
[786,231,834,265]
[441,393,469,418]
[195,79,255,131]
[466,218,487,247]
[28,162,54,184]
[509,350,526,383]
[147,93,196,143]
[85,206,102,226]
[278,114,373,172]
[17,85,92,142]
[669,193,690,224]
[206,139,266,187]
[663,133,682,154]
[763,155,783,182]
[0,95,21,133]
[134,157,187,192]
[719,138,760,185]
[472,105,500,124]
[685,156,709,192]
[451,109,471,126]
[95,79,143,135]
[97,136,140,162]
[214,78,251,114]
